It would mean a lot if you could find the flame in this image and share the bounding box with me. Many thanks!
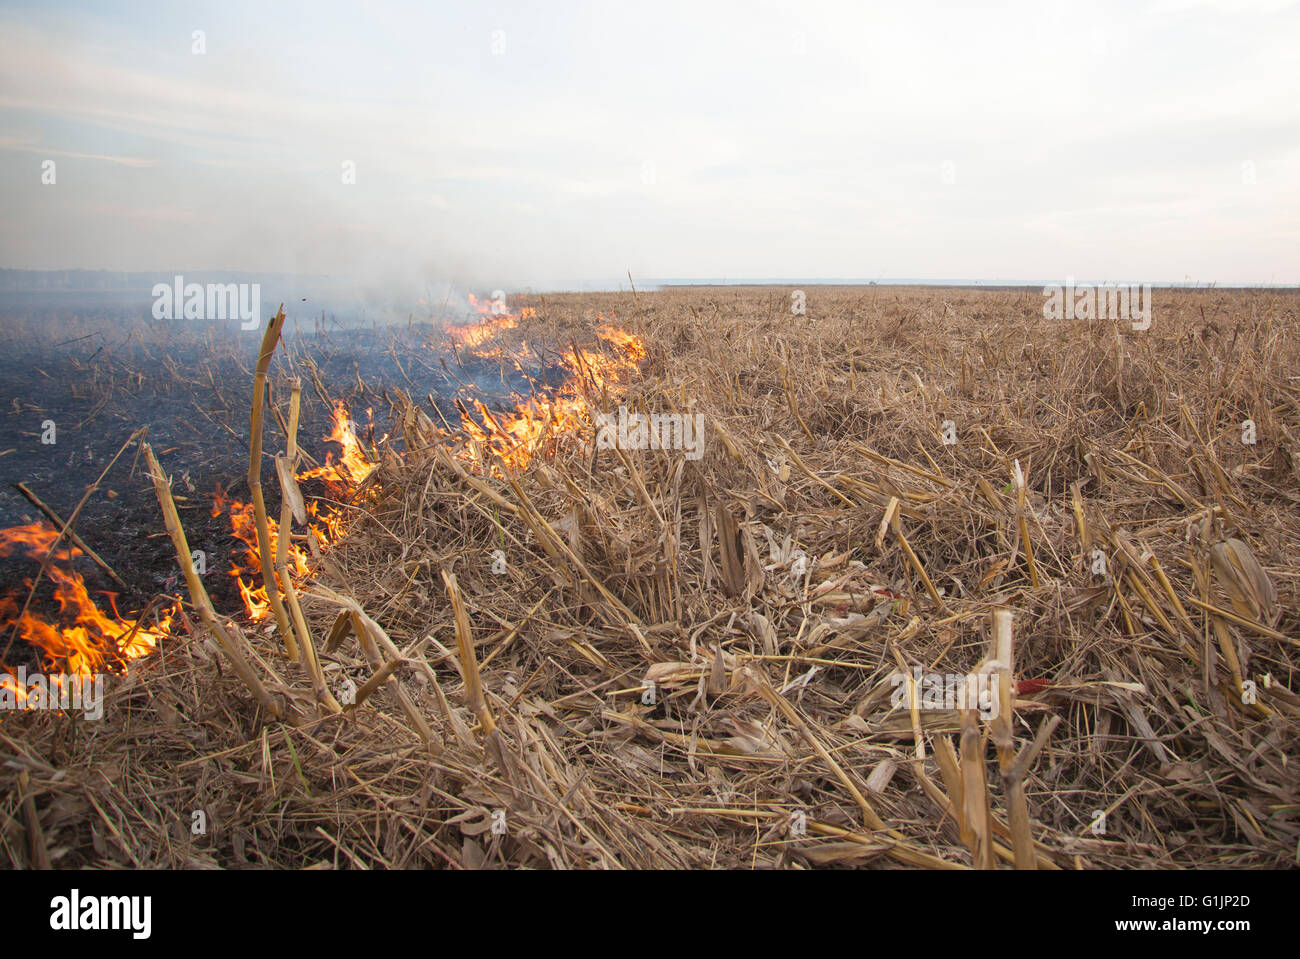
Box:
[212,401,375,620]
[210,297,643,622]
[298,401,377,487]
[443,294,537,350]
[209,488,310,621]
[455,310,646,472]
[0,522,171,699]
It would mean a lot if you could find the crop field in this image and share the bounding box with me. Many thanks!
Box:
[3,284,1297,870]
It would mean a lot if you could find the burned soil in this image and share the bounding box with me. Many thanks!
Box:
[0,301,571,665]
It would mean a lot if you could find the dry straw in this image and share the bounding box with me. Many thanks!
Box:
[4,286,1298,869]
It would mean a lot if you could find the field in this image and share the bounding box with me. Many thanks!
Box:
[2,284,1298,869]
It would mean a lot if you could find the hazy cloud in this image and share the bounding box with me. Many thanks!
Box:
[0,0,1296,287]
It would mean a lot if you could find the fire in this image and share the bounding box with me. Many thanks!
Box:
[209,487,310,621]
[442,293,537,350]
[461,392,590,470]
[456,310,647,471]
[298,401,377,487]
[4,296,641,695]
[590,323,648,364]
[0,522,171,702]
[212,401,375,620]
[210,296,643,622]
[562,321,649,390]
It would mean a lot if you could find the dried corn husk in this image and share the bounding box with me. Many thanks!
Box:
[1211,538,1278,626]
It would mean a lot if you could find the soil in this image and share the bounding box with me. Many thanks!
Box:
[0,300,567,663]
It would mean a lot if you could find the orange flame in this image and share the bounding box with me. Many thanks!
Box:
[298,400,377,487]
[456,311,646,472]
[209,488,311,621]
[0,522,171,697]
[213,401,375,620]
[211,299,644,621]
[443,294,537,350]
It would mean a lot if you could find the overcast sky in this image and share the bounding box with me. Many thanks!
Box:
[1,0,1297,289]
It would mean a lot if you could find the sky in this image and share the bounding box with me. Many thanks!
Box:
[1,0,1297,291]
